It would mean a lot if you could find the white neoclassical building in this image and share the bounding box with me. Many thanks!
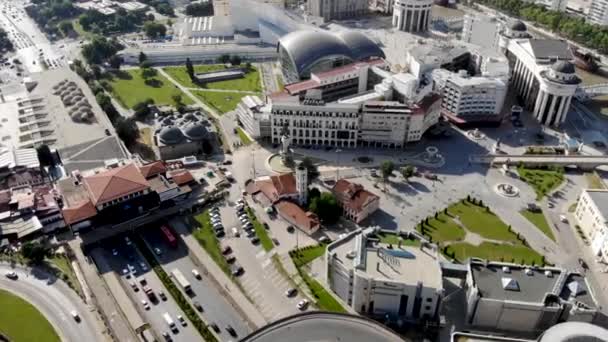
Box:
[575,189,608,262]
[392,0,432,33]
[497,21,581,127]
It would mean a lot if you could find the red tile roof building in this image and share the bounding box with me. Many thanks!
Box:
[255,174,298,203]
[274,199,320,235]
[139,161,167,179]
[84,163,151,207]
[332,179,380,224]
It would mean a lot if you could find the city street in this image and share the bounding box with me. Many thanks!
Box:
[100,238,201,342]
[140,223,251,340]
[0,263,105,342]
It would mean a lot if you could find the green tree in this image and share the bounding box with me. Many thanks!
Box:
[230,55,242,65]
[185,2,214,16]
[308,187,321,202]
[140,64,157,78]
[172,94,183,106]
[380,161,394,184]
[115,118,140,145]
[217,54,230,64]
[133,98,154,120]
[21,242,50,265]
[401,165,415,182]
[186,58,195,81]
[108,55,122,69]
[58,21,73,37]
[36,144,55,167]
[143,21,167,39]
[309,192,341,224]
[139,51,147,64]
[81,37,122,64]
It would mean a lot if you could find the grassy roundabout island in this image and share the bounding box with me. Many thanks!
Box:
[0,289,60,342]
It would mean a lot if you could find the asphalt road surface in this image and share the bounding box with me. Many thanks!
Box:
[0,264,104,342]
[140,225,250,340]
[102,238,201,342]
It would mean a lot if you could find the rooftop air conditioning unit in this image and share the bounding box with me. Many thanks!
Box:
[502,266,510,273]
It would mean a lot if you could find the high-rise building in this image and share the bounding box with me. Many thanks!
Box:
[392,0,433,33]
[307,0,368,21]
[588,0,608,25]
[295,165,308,205]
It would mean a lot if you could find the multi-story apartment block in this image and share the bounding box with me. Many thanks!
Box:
[588,0,608,25]
[575,189,608,262]
[307,0,369,21]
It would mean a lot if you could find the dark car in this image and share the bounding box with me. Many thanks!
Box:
[579,258,589,270]
[232,265,244,276]
[272,238,280,246]
[263,222,270,230]
[222,160,233,165]
[222,246,232,254]
[104,128,111,136]
[210,323,220,333]
[226,325,237,337]
[226,255,236,264]
[193,301,203,312]
[159,291,167,301]
[250,237,260,245]
[287,225,295,233]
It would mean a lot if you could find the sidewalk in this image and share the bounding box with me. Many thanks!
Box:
[68,239,140,342]
[171,218,268,329]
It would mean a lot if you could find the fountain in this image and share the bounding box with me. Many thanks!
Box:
[495,183,520,197]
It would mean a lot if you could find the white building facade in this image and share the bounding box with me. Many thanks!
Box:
[575,189,608,261]
[392,0,432,33]
[497,21,581,127]
[236,95,271,139]
[588,0,608,25]
[326,228,443,321]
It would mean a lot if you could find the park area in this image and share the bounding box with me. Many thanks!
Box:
[0,289,60,342]
[517,166,564,200]
[163,64,263,92]
[520,209,555,241]
[106,69,193,109]
[192,91,250,114]
[417,199,545,265]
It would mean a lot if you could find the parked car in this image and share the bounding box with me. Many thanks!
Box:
[154,247,162,255]
[232,265,244,276]
[192,269,201,280]
[226,255,236,263]
[141,300,150,310]
[125,237,132,245]
[139,262,147,271]
[263,222,270,230]
[5,271,18,280]
[159,291,167,301]
[579,258,589,270]
[287,225,295,233]
[222,246,232,254]
[162,332,172,342]
[71,310,81,322]
[285,288,297,297]
[560,215,568,223]
[193,301,203,312]
[297,299,309,310]
[232,227,240,237]
[210,323,220,333]
[177,315,187,326]
[112,248,118,256]
[226,325,237,337]
[272,238,280,246]
[251,237,260,245]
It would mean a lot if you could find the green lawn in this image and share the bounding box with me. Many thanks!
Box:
[48,255,83,297]
[520,209,556,241]
[585,172,606,189]
[236,127,252,146]
[192,212,231,276]
[192,91,250,114]
[0,289,60,342]
[450,202,520,243]
[291,244,327,268]
[418,212,466,243]
[289,244,347,313]
[163,65,262,92]
[448,242,544,266]
[418,200,546,265]
[106,69,193,109]
[517,166,564,200]
[246,208,274,252]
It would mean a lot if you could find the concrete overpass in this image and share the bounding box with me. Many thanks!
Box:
[470,154,608,170]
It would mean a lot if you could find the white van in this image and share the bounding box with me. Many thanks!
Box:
[163,312,176,331]
[232,227,240,237]
[192,269,201,280]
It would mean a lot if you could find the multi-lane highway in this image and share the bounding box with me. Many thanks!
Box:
[0,264,104,342]
[140,224,251,340]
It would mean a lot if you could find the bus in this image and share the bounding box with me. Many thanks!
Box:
[171,269,191,293]
[160,224,177,248]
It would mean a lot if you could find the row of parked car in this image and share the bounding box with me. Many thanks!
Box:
[236,199,261,245]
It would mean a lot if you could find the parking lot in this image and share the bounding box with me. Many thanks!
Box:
[140,223,250,341]
[101,237,201,342]
[215,200,308,321]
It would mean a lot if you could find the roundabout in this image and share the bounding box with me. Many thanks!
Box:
[495,183,520,197]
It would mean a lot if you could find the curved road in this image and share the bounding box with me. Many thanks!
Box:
[0,264,105,342]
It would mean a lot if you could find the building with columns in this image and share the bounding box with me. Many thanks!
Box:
[392,0,432,33]
[497,21,581,127]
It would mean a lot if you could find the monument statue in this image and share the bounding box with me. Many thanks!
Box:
[280,134,291,162]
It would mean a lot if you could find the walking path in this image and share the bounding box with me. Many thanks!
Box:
[184,87,259,94]
[156,68,221,119]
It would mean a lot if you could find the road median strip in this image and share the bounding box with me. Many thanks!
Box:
[132,234,218,342]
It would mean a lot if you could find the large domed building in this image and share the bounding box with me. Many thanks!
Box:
[277,30,385,83]
[154,112,211,160]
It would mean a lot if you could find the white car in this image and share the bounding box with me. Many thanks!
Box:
[112,248,118,256]
[154,247,162,255]
[141,300,150,310]
[125,237,132,245]
[177,315,187,326]
[560,215,568,223]
[297,299,309,310]
[139,262,147,271]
